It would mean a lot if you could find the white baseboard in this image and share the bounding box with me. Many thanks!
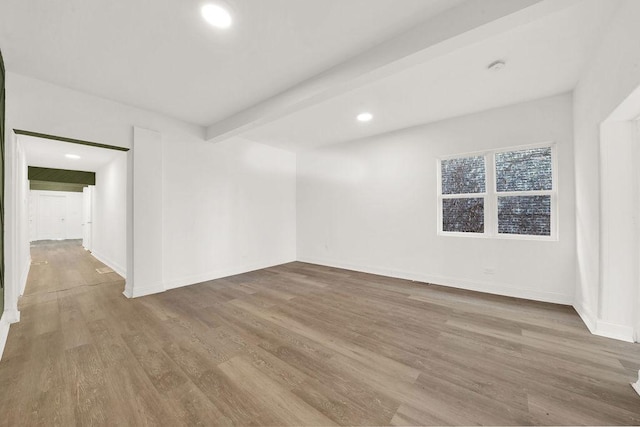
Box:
[164,257,296,291]
[122,257,294,299]
[573,301,635,343]
[0,309,20,361]
[573,302,597,334]
[19,255,32,296]
[122,288,133,298]
[2,308,20,324]
[90,250,126,278]
[595,320,635,343]
[123,283,165,299]
[297,256,574,305]
[632,371,640,398]
[0,314,10,361]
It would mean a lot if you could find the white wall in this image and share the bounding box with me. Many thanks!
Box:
[573,0,640,341]
[15,140,30,296]
[298,94,576,304]
[4,73,203,149]
[82,186,93,251]
[4,72,297,303]
[29,190,83,241]
[637,120,640,343]
[124,127,163,297]
[92,153,127,277]
[598,121,639,342]
[162,136,296,290]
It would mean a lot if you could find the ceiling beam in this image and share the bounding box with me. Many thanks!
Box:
[28,166,96,185]
[205,0,580,143]
[14,129,130,151]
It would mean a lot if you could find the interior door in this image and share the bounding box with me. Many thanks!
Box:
[82,186,93,250]
[37,194,66,240]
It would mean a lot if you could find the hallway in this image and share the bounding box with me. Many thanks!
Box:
[26,240,123,295]
[0,240,126,425]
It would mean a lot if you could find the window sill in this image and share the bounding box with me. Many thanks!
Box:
[437,231,558,242]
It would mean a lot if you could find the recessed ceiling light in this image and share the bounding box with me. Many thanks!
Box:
[201,4,232,29]
[357,112,373,122]
[488,60,506,71]
[65,154,81,159]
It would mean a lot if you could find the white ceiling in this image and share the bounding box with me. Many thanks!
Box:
[20,135,124,172]
[0,0,463,126]
[241,0,617,151]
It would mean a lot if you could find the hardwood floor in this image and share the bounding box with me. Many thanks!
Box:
[1,241,639,426]
[25,240,122,295]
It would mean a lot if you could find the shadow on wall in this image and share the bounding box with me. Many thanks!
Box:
[91,151,128,278]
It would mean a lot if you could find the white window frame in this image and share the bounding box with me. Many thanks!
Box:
[437,142,558,241]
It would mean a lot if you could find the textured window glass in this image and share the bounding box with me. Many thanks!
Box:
[442,198,484,233]
[496,147,552,192]
[498,196,551,235]
[441,156,485,195]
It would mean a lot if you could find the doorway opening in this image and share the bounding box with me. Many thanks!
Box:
[15,132,129,297]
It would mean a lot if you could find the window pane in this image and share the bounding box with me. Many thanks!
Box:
[498,195,551,236]
[441,156,485,195]
[442,198,484,233]
[496,147,552,192]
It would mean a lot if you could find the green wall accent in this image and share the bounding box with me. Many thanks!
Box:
[14,129,129,152]
[30,181,86,192]
[1,48,5,314]
[28,166,95,186]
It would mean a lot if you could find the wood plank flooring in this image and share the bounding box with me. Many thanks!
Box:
[26,240,122,295]
[1,240,639,426]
